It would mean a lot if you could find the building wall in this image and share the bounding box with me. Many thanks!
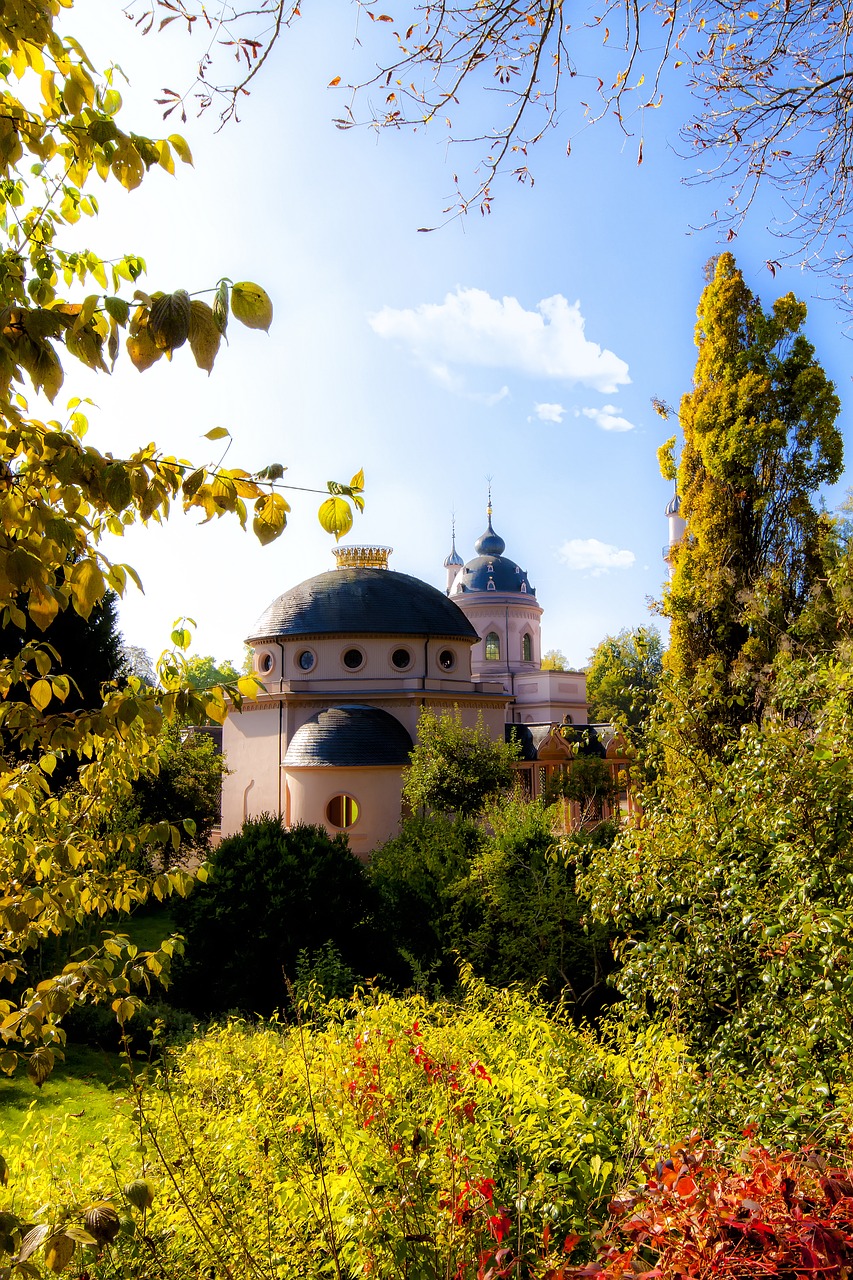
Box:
[284,765,408,859]
[220,703,283,833]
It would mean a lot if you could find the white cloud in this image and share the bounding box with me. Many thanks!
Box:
[558,538,636,577]
[577,404,635,432]
[369,287,630,394]
[534,402,565,423]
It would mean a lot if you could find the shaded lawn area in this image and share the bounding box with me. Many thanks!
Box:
[0,1042,131,1141]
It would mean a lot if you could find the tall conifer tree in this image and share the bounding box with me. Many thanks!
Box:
[664,254,843,728]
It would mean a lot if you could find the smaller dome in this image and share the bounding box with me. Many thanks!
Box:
[283,705,414,768]
[474,516,506,558]
[665,490,681,517]
[443,527,464,569]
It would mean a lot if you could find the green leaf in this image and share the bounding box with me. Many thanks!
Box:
[213,279,229,335]
[318,496,353,541]
[104,295,130,325]
[26,1046,54,1088]
[149,289,191,350]
[230,281,273,332]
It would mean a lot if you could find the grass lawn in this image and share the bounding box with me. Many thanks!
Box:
[0,1042,131,1141]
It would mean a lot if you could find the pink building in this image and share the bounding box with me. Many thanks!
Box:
[220,507,626,855]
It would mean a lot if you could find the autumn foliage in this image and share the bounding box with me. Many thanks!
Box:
[573,1136,853,1279]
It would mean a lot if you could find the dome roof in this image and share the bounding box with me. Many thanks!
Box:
[451,555,535,595]
[283,705,413,767]
[665,490,681,517]
[474,516,505,557]
[250,567,478,642]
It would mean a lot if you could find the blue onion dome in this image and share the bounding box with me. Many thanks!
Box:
[474,515,506,558]
[665,490,681,517]
[250,568,478,642]
[283,705,413,767]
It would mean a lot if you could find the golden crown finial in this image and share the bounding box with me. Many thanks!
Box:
[332,544,392,570]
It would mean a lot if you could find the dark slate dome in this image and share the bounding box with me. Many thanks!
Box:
[283,705,414,767]
[250,568,478,642]
[452,555,536,594]
[449,507,535,596]
[474,516,506,558]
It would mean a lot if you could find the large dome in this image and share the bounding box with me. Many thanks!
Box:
[451,554,535,595]
[250,567,478,642]
[283,705,414,767]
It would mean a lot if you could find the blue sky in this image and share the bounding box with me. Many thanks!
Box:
[56,2,853,670]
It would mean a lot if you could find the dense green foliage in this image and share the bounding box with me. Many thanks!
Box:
[120,725,225,867]
[403,709,519,817]
[172,817,381,1014]
[370,798,614,1011]
[585,626,663,728]
[663,253,842,735]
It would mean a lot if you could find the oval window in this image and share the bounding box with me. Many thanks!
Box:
[326,794,359,829]
[391,647,412,670]
[438,648,455,671]
[297,649,315,671]
[258,651,274,674]
[342,647,364,670]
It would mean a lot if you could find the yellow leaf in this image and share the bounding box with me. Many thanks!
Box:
[31,679,52,712]
[44,1232,75,1274]
[28,589,59,632]
[230,282,273,332]
[318,496,353,541]
[188,300,221,373]
[168,133,193,165]
[70,558,105,617]
[237,675,263,697]
[204,426,230,440]
[253,492,289,545]
[126,327,164,372]
[328,75,341,86]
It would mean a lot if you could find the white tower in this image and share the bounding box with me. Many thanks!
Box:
[443,519,464,595]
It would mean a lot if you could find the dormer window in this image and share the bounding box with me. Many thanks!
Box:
[520,582,527,594]
[487,580,496,591]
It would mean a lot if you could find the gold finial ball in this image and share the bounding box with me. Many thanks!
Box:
[332,545,393,570]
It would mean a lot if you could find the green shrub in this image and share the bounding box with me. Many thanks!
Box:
[172,816,381,1014]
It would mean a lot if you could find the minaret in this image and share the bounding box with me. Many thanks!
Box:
[443,517,464,594]
[664,484,686,574]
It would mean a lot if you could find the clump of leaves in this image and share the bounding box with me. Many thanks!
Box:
[577,1134,853,1278]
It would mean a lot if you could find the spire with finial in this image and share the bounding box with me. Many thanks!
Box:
[443,512,464,593]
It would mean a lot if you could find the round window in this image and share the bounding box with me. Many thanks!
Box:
[297,649,315,671]
[438,648,455,671]
[391,647,412,670]
[257,651,274,675]
[326,794,359,829]
[342,647,364,670]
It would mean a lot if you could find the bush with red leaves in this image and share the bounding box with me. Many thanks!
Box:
[559,1133,853,1279]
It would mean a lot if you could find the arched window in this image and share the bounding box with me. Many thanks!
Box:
[485,632,500,661]
[522,633,532,662]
